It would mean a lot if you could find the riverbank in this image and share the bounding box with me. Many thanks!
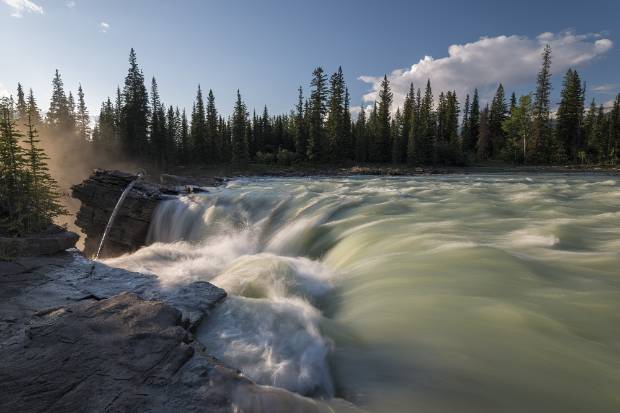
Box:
[164,161,620,181]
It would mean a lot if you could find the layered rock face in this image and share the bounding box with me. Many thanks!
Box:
[0,224,78,258]
[72,170,168,258]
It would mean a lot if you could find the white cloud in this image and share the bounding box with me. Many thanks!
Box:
[2,0,43,17]
[66,1,76,8]
[359,31,613,111]
[100,21,110,33]
[0,82,9,98]
[593,83,619,94]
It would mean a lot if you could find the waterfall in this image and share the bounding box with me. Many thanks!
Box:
[103,175,620,413]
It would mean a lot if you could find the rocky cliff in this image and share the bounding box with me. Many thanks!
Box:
[72,170,171,258]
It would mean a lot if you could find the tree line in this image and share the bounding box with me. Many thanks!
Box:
[3,45,620,173]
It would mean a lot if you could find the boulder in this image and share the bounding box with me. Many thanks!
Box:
[0,225,78,258]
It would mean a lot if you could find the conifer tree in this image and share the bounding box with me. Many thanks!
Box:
[231,90,249,163]
[342,88,353,160]
[416,80,435,164]
[530,44,553,163]
[398,84,414,164]
[502,94,533,163]
[47,69,72,135]
[76,84,91,141]
[191,85,207,162]
[372,75,393,162]
[556,69,584,160]
[149,77,167,168]
[477,105,491,160]
[294,87,307,160]
[307,67,327,161]
[205,89,219,161]
[326,67,346,161]
[15,83,28,124]
[489,84,507,157]
[0,103,26,234]
[467,89,480,153]
[26,89,42,125]
[354,105,367,162]
[178,109,190,164]
[120,48,150,158]
[23,114,66,230]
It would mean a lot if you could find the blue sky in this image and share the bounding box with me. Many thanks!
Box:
[1,0,619,118]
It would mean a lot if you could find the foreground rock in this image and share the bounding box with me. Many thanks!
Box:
[0,253,357,413]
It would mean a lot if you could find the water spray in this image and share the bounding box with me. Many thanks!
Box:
[88,170,145,276]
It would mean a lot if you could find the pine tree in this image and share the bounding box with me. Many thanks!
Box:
[342,88,353,160]
[47,69,72,135]
[76,84,91,141]
[530,44,553,163]
[556,69,584,160]
[205,89,219,162]
[231,90,249,163]
[120,48,150,159]
[489,84,507,157]
[477,105,491,160]
[354,105,368,162]
[0,103,27,234]
[372,75,392,162]
[416,79,435,164]
[23,114,66,231]
[149,77,167,168]
[294,87,307,160]
[611,94,620,162]
[178,109,190,164]
[307,67,327,161]
[399,84,414,164]
[326,67,346,161]
[26,89,42,125]
[15,83,28,124]
[467,89,480,153]
[191,85,207,162]
[460,94,471,154]
[390,108,403,163]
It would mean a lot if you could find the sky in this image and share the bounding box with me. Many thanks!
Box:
[1,0,619,119]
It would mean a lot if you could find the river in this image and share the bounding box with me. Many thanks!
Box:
[105,174,620,413]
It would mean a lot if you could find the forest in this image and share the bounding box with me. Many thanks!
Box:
[3,45,620,172]
[2,44,620,234]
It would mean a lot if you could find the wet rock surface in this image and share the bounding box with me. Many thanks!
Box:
[0,252,356,413]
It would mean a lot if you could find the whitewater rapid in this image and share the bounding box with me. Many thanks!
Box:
[105,174,620,413]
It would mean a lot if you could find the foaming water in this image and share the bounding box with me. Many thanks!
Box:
[105,174,620,412]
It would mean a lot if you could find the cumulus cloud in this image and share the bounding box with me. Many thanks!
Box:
[66,1,76,8]
[2,0,43,17]
[100,21,110,33]
[0,82,9,98]
[359,31,613,111]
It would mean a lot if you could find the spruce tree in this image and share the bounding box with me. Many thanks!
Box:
[179,109,190,164]
[0,103,27,234]
[231,90,249,163]
[416,79,435,164]
[326,67,346,161]
[15,83,28,124]
[149,77,167,168]
[354,105,367,162]
[47,69,72,135]
[26,89,42,125]
[120,48,150,159]
[373,75,393,162]
[468,89,480,153]
[477,105,491,160]
[205,89,219,161]
[556,69,584,160]
[461,94,471,154]
[489,84,507,157]
[23,114,66,231]
[191,85,207,162]
[76,84,91,141]
[530,44,553,163]
[307,67,327,161]
[294,86,307,160]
